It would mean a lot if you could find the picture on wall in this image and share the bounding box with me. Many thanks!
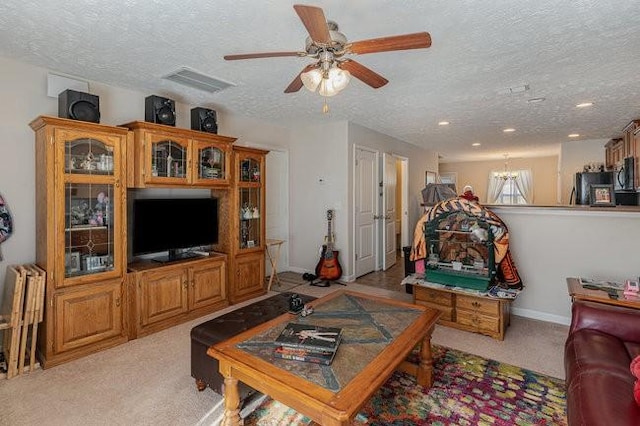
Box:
[425,171,437,186]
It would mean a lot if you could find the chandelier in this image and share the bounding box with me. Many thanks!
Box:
[495,154,519,181]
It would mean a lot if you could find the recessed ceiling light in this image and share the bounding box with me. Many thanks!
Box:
[576,102,594,108]
[503,128,516,133]
[438,121,450,126]
[568,133,580,138]
[472,142,481,147]
[527,97,546,104]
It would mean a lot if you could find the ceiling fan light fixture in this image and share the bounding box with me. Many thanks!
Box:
[328,67,350,91]
[303,65,351,97]
[318,78,340,97]
[301,68,323,92]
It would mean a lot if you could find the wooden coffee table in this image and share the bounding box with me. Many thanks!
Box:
[567,277,640,309]
[207,290,440,426]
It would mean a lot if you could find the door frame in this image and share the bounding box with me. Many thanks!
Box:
[381,152,397,271]
[397,155,410,251]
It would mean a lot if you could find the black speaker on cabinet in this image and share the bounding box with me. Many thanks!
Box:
[190,107,218,134]
[145,95,176,126]
[58,89,100,123]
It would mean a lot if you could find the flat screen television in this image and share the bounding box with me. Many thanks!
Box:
[132,197,218,263]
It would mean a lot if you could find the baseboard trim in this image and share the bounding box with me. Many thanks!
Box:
[512,307,570,326]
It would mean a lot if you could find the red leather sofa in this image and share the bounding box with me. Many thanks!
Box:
[564,300,640,425]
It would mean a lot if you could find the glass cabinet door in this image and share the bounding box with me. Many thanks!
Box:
[239,187,261,249]
[64,183,116,278]
[239,158,261,183]
[237,151,263,251]
[194,142,228,184]
[56,130,123,285]
[151,139,188,179]
[65,137,115,176]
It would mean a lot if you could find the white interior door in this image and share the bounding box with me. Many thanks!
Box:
[354,147,377,277]
[265,150,289,274]
[382,153,397,270]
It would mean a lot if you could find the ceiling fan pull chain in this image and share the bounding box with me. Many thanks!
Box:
[323,98,329,114]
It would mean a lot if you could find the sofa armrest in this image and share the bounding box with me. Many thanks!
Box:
[569,300,640,343]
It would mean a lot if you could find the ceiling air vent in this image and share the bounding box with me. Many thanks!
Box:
[163,67,235,94]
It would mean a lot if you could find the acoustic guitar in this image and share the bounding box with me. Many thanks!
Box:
[315,210,343,281]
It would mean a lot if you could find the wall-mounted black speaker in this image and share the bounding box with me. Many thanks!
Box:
[191,107,218,133]
[145,95,176,126]
[58,89,100,123]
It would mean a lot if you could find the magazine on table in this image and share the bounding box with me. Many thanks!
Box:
[578,277,625,291]
[274,322,343,353]
[273,346,338,365]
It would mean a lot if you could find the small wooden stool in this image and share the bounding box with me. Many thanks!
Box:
[265,239,285,291]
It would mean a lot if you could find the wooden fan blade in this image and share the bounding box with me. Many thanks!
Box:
[293,4,331,45]
[339,60,388,89]
[224,51,302,60]
[284,64,318,93]
[349,32,432,55]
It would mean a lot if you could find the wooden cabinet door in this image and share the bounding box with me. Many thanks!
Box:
[54,279,123,353]
[232,252,265,302]
[189,260,226,310]
[138,267,188,327]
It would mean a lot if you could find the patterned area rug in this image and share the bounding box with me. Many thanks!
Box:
[243,345,567,425]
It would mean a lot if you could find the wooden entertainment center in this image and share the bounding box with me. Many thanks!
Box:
[31,116,268,367]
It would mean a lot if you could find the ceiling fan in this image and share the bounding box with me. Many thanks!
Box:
[224,4,432,96]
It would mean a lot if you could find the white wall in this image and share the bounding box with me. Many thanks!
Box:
[492,206,640,324]
[288,121,350,276]
[285,121,440,280]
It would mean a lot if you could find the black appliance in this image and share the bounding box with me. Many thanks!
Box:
[58,89,100,123]
[131,197,218,263]
[574,171,613,205]
[615,156,635,191]
[145,95,176,126]
[613,157,639,205]
[191,107,218,133]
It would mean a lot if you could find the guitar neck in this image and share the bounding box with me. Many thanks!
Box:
[325,210,335,249]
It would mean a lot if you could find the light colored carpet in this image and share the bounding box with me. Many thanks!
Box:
[0,278,567,426]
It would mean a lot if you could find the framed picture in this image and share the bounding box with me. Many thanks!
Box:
[589,184,615,206]
[425,171,437,185]
[66,251,81,273]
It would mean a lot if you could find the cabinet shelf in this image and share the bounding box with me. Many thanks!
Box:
[65,225,108,231]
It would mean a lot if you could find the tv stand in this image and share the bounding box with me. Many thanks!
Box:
[128,254,228,339]
[152,250,202,264]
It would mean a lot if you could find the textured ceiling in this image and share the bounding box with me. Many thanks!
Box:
[1,0,639,161]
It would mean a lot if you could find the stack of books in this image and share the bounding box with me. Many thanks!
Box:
[273,322,343,365]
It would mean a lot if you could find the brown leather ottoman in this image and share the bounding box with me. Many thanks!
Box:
[190,292,316,398]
